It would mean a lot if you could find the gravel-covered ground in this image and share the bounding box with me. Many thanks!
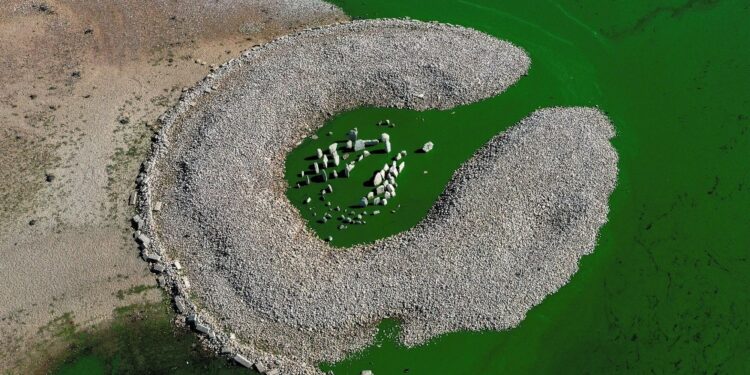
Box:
[138,19,617,374]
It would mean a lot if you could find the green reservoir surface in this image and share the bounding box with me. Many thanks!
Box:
[314,0,750,374]
[49,1,749,374]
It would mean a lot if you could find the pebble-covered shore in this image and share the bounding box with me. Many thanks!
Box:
[136,19,617,374]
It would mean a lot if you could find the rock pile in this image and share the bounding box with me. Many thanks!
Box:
[137,19,616,375]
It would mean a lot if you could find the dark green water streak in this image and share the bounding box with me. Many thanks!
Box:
[315,0,750,374]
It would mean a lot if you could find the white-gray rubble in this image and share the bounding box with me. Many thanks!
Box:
[137,19,617,374]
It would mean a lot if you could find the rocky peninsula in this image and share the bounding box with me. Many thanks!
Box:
[136,19,617,374]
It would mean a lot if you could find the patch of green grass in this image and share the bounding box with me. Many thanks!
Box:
[34,298,251,375]
[37,313,77,340]
[114,284,157,300]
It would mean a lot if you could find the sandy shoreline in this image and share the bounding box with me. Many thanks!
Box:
[0,1,345,372]
[141,19,617,374]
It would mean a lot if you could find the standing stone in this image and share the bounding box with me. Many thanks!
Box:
[359,197,368,207]
[380,133,390,142]
[332,170,338,178]
[354,140,366,151]
[347,128,358,141]
[376,185,385,195]
[333,152,340,166]
[305,176,311,185]
[385,140,392,153]
[316,148,323,158]
[373,197,381,205]
[373,171,383,186]
[322,154,329,168]
[398,161,405,173]
[422,141,434,153]
[328,143,338,154]
[367,191,374,200]
[322,170,329,182]
[363,150,370,157]
[344,163,355,177]
[313,162,320,174]
[346,140,353,150]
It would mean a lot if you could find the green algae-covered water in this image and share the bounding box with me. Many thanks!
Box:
[49,1,749,374]
[315,0,750,373]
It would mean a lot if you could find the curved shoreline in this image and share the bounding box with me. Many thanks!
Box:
[136,19,616,374]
